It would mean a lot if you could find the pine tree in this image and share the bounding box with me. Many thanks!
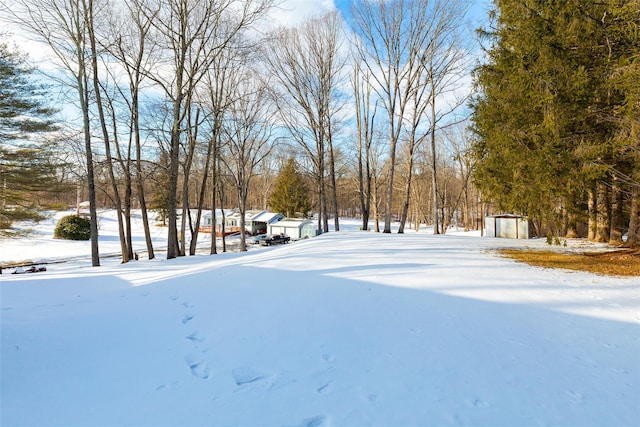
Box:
[0,38,61,229]
[148,152,170,226]
[268,158,312,218]
[471,0,638,244]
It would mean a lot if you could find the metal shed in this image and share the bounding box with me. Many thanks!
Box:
[268,218,317,240]
[485,214,529,239]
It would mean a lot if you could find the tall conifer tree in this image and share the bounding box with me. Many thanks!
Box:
[268,158,312,218]
[0,38,61,229]
[471,0,638,244]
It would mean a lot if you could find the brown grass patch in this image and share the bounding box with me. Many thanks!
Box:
[499,249,640,277]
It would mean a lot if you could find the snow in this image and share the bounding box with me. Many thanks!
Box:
[1,210,639,427]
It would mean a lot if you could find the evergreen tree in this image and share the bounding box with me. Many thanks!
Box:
[0,37,61,229]
[608,0,640,246]
[148,152,170,226]
[268,158,312,218]
[471,0,638,243]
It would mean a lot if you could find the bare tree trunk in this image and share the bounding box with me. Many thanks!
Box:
[266,12,344,236]
[353,63,369,231]
[210,149,218,255]
[190,137,213,256]
[327,132,339,232]
[147,0,275,259]
[595,180,610,243]
[624,184,640,248]
[86,0,130,263]
[609,175,624,245]
[221,70,275,252]
[372,174,380,233]
[109,0,157,260]
[588,184,597,241]
[430,94,440,235]
[179,106,200,256]
[9,0,102,265]
[398,144,415,234]
[82,72,100,267]
[167,95,182,259]
[219,179,227,253]
[565,211,579,238]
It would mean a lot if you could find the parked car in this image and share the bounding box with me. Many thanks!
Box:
[250,234,269,244]
[259,233,291,246]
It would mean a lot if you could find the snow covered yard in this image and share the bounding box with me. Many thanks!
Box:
[1,212,639,426]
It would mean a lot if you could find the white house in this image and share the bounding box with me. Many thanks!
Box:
[199,209,231,234]
[200,210,284,236]
[268,218,317,240]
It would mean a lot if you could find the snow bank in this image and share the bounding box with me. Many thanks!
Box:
[1,213,639,426]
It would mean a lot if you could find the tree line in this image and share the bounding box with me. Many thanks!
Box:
[1,0,479,264]
[471,0,639,247]
[1,0,636,266]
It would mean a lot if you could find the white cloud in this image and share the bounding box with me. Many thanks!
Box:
[268,0,336,28]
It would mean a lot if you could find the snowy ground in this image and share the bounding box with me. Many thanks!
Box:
[1,210,639,427]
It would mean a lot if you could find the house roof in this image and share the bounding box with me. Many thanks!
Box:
[272,218,315,228]
[251,211,283,223]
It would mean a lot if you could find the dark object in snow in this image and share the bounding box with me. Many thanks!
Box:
[259,233,291,246]
[12,265,47,274]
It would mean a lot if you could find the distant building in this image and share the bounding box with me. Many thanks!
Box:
[249,211,284,235]
[484,214,529,239]
[200,210,283,236]
[198,209,227,234]
[268,218,317,240]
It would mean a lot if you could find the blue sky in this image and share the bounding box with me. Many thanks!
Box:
[274,0,492,31]
[334,0,492,28]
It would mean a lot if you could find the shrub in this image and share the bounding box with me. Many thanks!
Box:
[54,215,91,240]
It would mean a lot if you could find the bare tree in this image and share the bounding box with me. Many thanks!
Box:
[83,0,137,263]
[221,68,276,251]
[106,0,159,260]
[351,54,378,231]
[201,51,235,255]
[198,27,251,255]
[420,0,471,234]
[265,11,347,234]
[141,0,274,259]
[5,0,101,265]
[447,124,476,231]
[351,0,434,233]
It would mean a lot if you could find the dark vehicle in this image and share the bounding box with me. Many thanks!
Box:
[259,233,291,246]
[250,234,269,245]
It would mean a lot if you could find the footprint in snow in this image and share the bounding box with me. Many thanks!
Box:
[182,314,194,324]
[316,382,333,395]
[284,415,328,427]
[466,398,490,408]
[186,331,204,343]
[232,367,266,386]
[299,415,328,427]
[185,355,209,379]
[564,390,584,404]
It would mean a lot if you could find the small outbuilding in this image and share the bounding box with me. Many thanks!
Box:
[268,218,317,240]
[248,211,284,235]
[485,214,529,239]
